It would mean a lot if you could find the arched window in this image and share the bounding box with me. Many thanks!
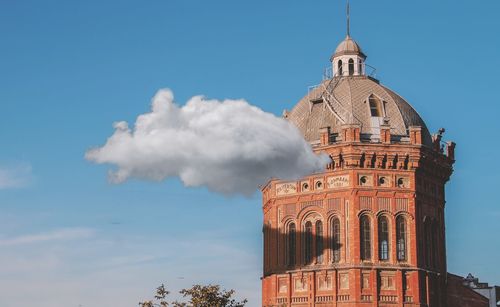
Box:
[288,223,296,266]
[396,216,407,261]
[348,58,354,76]
[378,216,389,260]
[315,221,323,263]
[360,215,371,260]
[358,59,363,75]
[304,221,313,264]
[338,60,343,76]
[331,218,341,263]
[368,95,383,117]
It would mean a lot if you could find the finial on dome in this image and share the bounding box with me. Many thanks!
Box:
[347,0,350,37]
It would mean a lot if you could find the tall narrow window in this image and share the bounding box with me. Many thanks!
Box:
[368,95,383,117]
[358,59,363,75]
[396,216,407,261]
[331,218,341,263]
[425,220,432,267]
[263,226,267,271]
[338,60,343,76]
[360,215,372,260]
[288,223,296,266]
[378,216,389,260]
[304,221,313,264]
[348,58,354,76]
[315,221,323,263]
[432,222,438,268]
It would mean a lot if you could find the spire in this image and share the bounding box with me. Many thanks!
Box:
[346,0,350,37]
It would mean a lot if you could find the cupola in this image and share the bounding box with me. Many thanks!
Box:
[330,2,366,77]
[331,35,366,77]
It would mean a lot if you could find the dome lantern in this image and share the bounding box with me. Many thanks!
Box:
[331,1,366,77]
[331,35,366,77]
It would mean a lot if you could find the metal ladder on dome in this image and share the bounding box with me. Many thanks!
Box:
[318,75,352,124]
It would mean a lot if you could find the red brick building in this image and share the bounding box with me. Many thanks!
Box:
[261,31,464,306]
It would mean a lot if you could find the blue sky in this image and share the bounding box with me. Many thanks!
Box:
[1,0,500,306]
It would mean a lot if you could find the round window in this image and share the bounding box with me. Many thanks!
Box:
[397,178,405,188]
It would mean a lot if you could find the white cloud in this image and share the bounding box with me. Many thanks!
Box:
[0,163,32,189]
[86,89,328,195]
[0,228,96,246]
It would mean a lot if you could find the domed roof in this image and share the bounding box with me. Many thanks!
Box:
[332,35,366,58]
[286,76,432,146]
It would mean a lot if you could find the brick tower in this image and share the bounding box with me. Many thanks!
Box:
[261,20,456,307]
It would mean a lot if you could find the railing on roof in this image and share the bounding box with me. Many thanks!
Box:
[322,67,334,80]
[321,63,378,80]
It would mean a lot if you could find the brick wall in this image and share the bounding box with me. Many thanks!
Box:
[261,132,455,306]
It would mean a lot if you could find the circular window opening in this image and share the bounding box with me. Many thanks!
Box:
[302,183,309,190]
[316,181,323,189]
[397,178,405,188]
[360,176,367,185]
[379,177,386,185]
